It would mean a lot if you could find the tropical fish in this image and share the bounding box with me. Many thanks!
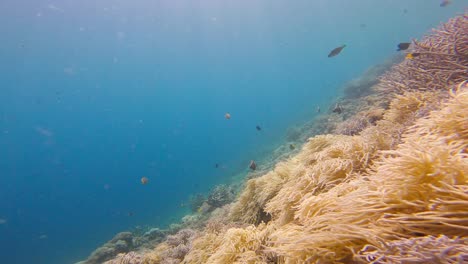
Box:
[289,144,295,150]
[397,42,411,51]
[249,160,257,170]
[225,113,231,120]
[256,125,262,131]
[141,176,149,185]
[328,45,346,58]
[440,0,451,7]
[406,53,421,59]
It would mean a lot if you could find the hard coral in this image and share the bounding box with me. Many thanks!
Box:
[380,15,467,93]
[207,184,235,208]
[356,235,468,263]
[104,251,144,264]
[334,108,384,135]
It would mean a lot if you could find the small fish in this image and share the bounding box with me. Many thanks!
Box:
[403,9,408,14]
[316,106,321,113]
[405,53,421,59]
[215,163,219,168]
[397,42,411,51]
[249,160,257,170]
[39,234,48,240]
[141,176,149,185]
[289,144,295,150]
[440,0,451,7]
[256,125,262,131]
[359,23,367,29]
[328,45,346,58]
[332,103,343,114]
[0,218,7,224]
[127,212,134,217]
[225,113,231,120]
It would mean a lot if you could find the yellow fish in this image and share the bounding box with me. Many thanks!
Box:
[406,53,421,59]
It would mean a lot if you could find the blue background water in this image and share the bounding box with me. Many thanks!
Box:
[0,1,464,263]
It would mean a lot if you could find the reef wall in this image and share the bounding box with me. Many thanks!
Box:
[78,14,468,264]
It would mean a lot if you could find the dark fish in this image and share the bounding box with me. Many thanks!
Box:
[403,9,408,14]
[440,0,451,7]
[328,45,346,58]
[359,23,366,29]
[127,212,134,217]
[249,160,257,170]
[289,144,295,150]
[397,42,411,51]
[256,125,262,131]
[215,163,219,168]
[332,103,343,114]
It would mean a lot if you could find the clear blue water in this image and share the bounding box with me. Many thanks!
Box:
[0,1,464,263]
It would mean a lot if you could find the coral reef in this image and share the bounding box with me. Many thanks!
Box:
[76,232,134,264]
[343,55,404,99]
[104,252,144,264]
[142,229,198,264]
[188,194,205,213]
[380,15,467,93]
[206,184,235,208]
[334,107,384,135]
[78,14,468,264]
[356,235,468,263]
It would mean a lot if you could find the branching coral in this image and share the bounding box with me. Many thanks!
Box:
[356,235,468,263]
[379,15,467,93]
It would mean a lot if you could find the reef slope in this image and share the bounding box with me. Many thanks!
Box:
[78,14,468,264]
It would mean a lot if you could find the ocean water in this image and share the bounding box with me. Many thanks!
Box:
[0,1,464,263]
